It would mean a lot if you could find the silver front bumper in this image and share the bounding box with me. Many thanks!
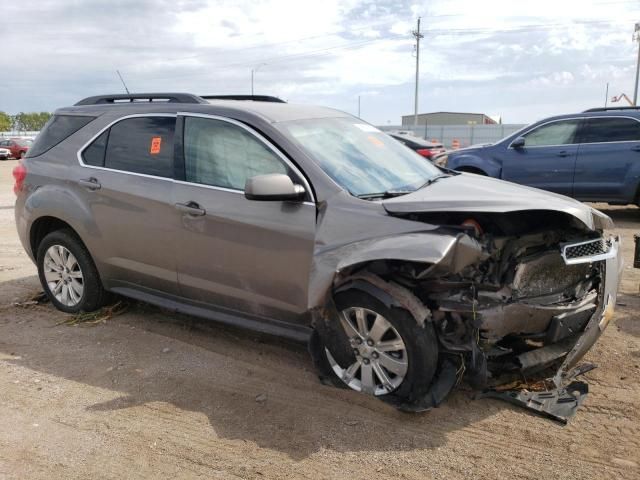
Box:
[552,235,622,387]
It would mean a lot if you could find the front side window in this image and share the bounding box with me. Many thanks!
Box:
[522,120,580,147]
[104,117,175,177]
[183,116,289,190]
[277,117,442,197]
[580,117,640,143]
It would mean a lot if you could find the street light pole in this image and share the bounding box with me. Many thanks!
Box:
[633,22,640,106]
[251,63,267,96]
[412,17,424,126]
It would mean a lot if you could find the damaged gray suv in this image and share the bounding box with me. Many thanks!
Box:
[14,93,622,421]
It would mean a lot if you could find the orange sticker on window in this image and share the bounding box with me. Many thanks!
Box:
[367,135,385,147]
[150,137,162,155]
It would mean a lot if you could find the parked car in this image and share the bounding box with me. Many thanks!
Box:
[388,133,446,160]
[0,147,10,160]
[13,93,621,419]
[438,107,640,205]
[0,138,32,159]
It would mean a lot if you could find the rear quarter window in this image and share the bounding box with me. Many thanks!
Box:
[27,115,96,157]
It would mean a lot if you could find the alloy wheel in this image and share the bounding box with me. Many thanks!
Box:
[43,245,84,307]
[326,306,408,396]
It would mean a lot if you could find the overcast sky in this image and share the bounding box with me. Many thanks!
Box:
[1,0,639,125]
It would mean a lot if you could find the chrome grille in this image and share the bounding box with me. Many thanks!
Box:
[565,239,607,259]
[561,238,612,264]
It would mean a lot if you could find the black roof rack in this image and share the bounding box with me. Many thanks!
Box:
[583,106,640,112]
[201,95,286,103]
[74,93,208,106]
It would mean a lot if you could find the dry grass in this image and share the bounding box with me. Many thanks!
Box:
[57,300,129,326]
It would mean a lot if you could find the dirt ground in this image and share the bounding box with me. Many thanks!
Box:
[0,160,639,480]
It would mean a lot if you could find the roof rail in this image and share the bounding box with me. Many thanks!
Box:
[201,95,286,103]
[74,93,207,106]
[583,106,640,112]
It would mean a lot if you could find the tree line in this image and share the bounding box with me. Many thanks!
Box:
[0,111,51,132]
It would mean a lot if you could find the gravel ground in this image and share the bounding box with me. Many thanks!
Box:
[0,160,638,479]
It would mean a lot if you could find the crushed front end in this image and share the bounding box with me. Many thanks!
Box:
[387,211,622,422]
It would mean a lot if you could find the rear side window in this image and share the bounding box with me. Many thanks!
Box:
[580,117,640,143]
[82,116,175,177]
[28,115,95,157]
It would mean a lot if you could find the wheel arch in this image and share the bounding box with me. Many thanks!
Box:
[448,153,501,177]
[30,216,80,259]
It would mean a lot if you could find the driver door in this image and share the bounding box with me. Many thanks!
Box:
[173,115,316,324]
[501,119,581,196]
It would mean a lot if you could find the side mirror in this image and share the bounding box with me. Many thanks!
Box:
[511,136,526,149]
[244,173,306,201]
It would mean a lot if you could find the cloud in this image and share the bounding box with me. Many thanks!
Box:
[0,0,639,125]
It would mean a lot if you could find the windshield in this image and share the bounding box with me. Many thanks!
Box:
[277,117,443,196]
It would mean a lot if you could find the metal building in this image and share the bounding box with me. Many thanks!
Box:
[401,111,498,126]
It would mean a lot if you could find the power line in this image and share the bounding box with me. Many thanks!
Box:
[132,34,409,82]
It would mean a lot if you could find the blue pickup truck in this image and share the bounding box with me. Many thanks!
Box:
[439,107,640,205]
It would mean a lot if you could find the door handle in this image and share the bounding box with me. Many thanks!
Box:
[78,177,101,190]
[175,202,206,216]
[556,151,571,157]
[631,145,640,152]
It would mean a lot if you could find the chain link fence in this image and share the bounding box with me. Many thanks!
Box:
[377,124,526,149]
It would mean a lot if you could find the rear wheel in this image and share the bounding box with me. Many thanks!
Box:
[37,229,107,313]
[320,290,439,404]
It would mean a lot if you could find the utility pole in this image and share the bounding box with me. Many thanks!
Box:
[412,17,423,126]
[358,95,361,118]
[633,22,640,106]
[605,82,609,108]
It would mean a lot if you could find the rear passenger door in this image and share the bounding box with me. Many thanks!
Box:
[77,114,180,294]
[501,119,581,195]
[573,116,640,202]
[173,114,316,324]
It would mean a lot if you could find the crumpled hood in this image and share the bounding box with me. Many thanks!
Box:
[383,173,614,230]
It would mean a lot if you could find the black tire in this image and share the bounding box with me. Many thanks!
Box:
[19,151,26,159]
[36,229,108,313]
[317,289,439,406]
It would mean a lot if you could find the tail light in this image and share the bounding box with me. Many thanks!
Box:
[12,162,27,195]
[416,148,433,158]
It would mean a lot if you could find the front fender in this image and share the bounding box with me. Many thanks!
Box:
[308,231,486,310]
[448,153,502,177]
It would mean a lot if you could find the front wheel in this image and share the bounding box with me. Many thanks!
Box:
[320,289,439,405]
[37,229,108,313]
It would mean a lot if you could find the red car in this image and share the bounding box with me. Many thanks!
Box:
[0,138,32,159]
[389,133,446,160]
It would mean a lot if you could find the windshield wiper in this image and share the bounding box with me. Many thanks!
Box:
[417,173,451,190]
[356,174,452,200]
[356,190,413,200]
